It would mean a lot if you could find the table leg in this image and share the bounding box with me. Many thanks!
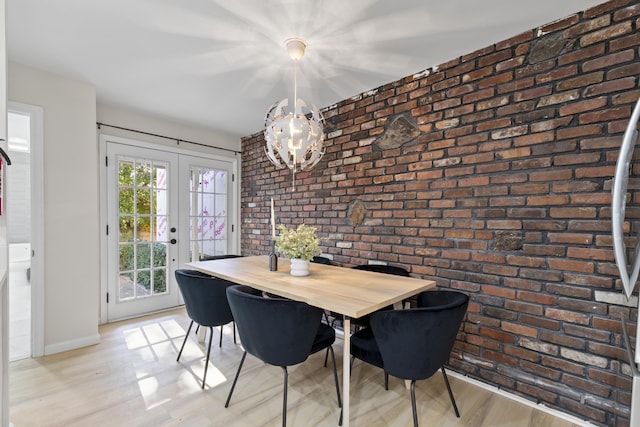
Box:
[343,316,351,427]
[197,325,207,343]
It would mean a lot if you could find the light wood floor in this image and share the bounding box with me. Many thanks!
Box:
[10,308,584,427]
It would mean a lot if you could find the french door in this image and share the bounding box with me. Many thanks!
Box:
[104,139,236,321]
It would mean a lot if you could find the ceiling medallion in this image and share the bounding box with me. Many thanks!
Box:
[264,38,325,190]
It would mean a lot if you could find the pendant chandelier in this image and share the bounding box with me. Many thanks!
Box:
[264,38,325,190]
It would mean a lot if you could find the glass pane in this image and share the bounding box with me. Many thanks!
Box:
[202,194,214,217]
[196,169,205,192]
[215,194,225,216]
[119,217,134,242]
[136,189,151,215]
[202,218,216,240]
[153,165,167,189]
[201,170,214,193]
[202,239,215,257]
[214,240,227,256]
[192,192,201,216]
[119,244,134,271]
[215,217,227,240]
[135,216,151,241]
[154,189,167,215]
[215,171,227,193]
[136,243,151,269]
[154,216,168,242]
[153,243,167,267]
[119,188,134,214]
[118,161,134,186]
[119,272,135,300]
[136,162,152,187]
[153,269,167,294]
[136,270,151,295]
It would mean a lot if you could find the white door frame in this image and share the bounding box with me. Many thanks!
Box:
[98,134,240,324]
[7,101,45,358]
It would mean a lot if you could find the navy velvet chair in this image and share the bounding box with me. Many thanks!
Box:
[312,255,334,265]
[350,290,469,427]
[225,285,342,427]
[349,264,411,328]
[174,269,237,389]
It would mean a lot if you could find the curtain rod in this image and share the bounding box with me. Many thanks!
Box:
[96,122,241,155]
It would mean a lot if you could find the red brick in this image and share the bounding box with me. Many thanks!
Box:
[548,258,595,274]
[557,72,604,91]
[579,106,631,125]
[584,77,636,97]
[559,97,608,116]
[545,308,591,325]
[582,49,635,72]
[558,43,606,66]
[580,22,633,47]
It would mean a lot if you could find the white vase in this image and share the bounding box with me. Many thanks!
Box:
[290,258,310,277]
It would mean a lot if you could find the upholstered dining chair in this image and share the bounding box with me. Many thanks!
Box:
[191,254,243,339]
[224,285,342,427]
[174,269,237,389]
[323,263,411,367]
[351,264,411,325]
[312,255,334,265]
[350,290,469,427]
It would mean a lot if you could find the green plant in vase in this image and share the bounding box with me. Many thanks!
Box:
[274,224,322,276]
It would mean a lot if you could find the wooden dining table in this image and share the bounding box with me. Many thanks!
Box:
[186,255,436,427]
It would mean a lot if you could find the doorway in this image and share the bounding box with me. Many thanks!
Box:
[101,135,238,322]
[7,102,44,360]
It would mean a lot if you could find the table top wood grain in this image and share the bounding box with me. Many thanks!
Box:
[186,255,436,319]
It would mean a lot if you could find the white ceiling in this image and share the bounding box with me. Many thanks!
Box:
[6,0,604,139]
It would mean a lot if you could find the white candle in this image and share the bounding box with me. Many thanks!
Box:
[271,197,276,237]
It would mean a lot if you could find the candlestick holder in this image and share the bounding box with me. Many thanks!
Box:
[269,238,278,272]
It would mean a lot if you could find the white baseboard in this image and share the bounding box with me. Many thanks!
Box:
[446,370,596,427]
[44,333,101,355]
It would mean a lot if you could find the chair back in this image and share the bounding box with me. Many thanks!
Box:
[226,285,323,366]
[198,254,244,261]
[370,290,468,381]
[174,269,235,327]
[312,256,333,265]
[353,264,410,277]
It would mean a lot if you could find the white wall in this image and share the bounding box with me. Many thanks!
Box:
[97,104,241,154]
[8,62,100,354]
[6,62,243,355]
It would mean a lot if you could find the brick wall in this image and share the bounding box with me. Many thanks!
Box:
[240,1,639,425]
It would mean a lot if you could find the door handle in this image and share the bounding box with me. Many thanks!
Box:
[170,239,177,244]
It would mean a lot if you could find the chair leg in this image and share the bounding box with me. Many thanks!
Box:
[201,326,214,389]
[219,325,223,347]
[322,311,331,325]
[327,346,342,408]
[410,380,419,427]
[441,367,460,417]
[225,351,247,407]
[324,348,330,367]
[233,322,237,344]
[177,320,194,362]
[384,371,389,390]
[281,367,288,427]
